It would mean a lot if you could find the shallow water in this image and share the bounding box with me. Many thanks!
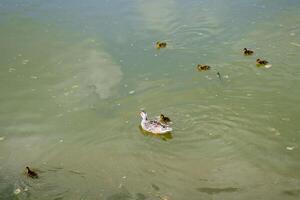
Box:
[0,0,300,199]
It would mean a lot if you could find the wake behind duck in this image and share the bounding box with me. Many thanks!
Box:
[140,111,172,134]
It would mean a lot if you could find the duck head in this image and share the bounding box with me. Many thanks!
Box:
[26,166,32,172]
[140,111,148,120]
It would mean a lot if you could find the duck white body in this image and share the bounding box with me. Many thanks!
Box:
[140,111,172,134]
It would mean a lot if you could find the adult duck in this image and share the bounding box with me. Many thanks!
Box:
[140,111,172,134]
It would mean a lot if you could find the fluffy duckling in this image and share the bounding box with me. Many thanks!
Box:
[256,58,269,65]
[156,41,167,49]
[243,48,254,55]
[197,64,211,71]
[26,166,38,179]
[160,114,171,124]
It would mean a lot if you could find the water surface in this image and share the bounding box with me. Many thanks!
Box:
[0,0,300,199]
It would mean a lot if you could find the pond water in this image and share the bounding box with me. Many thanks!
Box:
[0,0,300,199]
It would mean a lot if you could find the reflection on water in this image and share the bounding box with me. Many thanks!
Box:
[51,39,123,104]
[138,0,178,34]
[0,0,300,199]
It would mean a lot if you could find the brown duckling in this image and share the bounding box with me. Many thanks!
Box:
[26,166,38,179]
[156,41,167,49]
[256,58,269,65]
[243,48,254,55]
[197,64,211,71]
[160,114,171,124]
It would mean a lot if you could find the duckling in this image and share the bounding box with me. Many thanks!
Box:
[197,64,211,71]
[156,41,167,49]
[256,58,269,65]
[243,48,254,55]
[217,72,221,79]
[26,166,38,179]
[160,114,171,124]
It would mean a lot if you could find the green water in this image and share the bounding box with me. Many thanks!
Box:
[0,0,300,199]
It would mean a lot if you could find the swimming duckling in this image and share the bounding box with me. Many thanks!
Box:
[26,166,38,179]
[156,41,167,49]
[217,72,221,79]
[243,48,254,55]
[197,64,211,71]
[256,58,269,65]
[160,114,171,124]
